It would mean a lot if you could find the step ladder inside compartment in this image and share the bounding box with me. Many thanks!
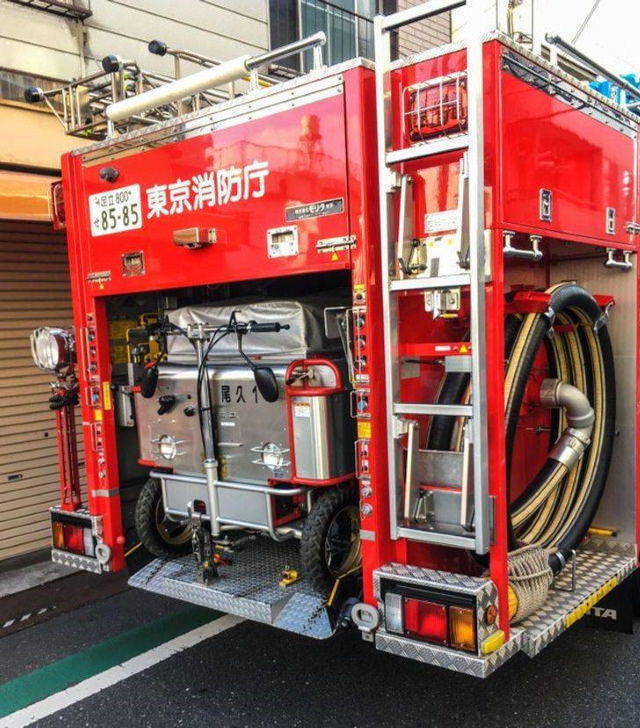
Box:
[374,0,491,553]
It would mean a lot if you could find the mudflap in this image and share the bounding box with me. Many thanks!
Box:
[582,571,636,635]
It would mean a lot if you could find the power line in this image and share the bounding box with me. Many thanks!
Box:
[572,0,603,43]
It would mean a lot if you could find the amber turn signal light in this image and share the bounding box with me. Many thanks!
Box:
[449,605,477,653]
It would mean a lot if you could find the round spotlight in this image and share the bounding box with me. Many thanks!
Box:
[30,327,75,373]
[261,442,284,470]
[158,434,178,461]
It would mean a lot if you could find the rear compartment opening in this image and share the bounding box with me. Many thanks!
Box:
[105,270,361,619]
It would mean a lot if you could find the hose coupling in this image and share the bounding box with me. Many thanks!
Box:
[540,379,594,468]
[548,428,591,469]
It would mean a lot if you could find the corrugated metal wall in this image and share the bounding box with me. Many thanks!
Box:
[0,221,85,561]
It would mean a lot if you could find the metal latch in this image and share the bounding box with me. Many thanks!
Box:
[424,288,461,319]
[626,221,640,235]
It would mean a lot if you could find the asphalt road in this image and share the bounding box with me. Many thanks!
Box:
[1,577,640,727]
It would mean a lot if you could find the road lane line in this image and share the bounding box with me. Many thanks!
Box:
[1,613,243,728]
[0,605,219,716]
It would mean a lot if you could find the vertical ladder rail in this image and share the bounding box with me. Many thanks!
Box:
[465,1,491,553]
[374,13,404,535]
[374,0,492,553]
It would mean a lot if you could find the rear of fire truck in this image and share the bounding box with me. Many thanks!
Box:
[27,0,640,677]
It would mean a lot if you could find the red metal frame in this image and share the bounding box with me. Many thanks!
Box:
[53,380,82,512]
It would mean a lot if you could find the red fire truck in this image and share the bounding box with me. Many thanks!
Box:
[26,1,640,677]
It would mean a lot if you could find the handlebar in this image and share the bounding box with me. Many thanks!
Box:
[238,321,290,334]
[161,319,290,338]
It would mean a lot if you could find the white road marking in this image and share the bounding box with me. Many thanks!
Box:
[1,614,243,728]
[2,607,50,631]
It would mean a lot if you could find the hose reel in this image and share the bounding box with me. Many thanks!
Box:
[429,283,616,621]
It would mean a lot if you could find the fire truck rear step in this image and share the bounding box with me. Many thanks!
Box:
[372,544,636,677]
[517,543,636,658]
[128,538,338,640]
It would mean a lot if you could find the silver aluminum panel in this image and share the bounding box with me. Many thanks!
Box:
[216,483,270,528]
[552,257,637,546]
[135,363,290,482]
[129,538,336,639]
[582,537,636,557]
[374,561,490,596]
[291,391,354,480]
[135,366,202,474]
[164,476,208,515]
[375,627,524,678]
[51,548,103,574]
[213,367,290,484]
[518,547,636,657]
[417,449,464,486]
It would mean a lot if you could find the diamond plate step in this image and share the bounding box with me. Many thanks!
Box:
[128,537,336,639]
[519,545,637,657]
[375,627,524,678]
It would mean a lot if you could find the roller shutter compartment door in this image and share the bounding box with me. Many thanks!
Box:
[0,221,86,562]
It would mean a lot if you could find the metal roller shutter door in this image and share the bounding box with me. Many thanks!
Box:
[0,220,86,561]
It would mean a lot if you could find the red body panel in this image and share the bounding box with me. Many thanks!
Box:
[76,95,353,295]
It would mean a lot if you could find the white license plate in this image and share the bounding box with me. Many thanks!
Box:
[88,184,143,237]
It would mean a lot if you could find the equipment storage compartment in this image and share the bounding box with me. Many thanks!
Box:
[286,358,355,483]
[369,11,639,677]
[389,39,638,248]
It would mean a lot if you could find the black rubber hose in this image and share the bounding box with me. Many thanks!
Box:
[552,307,616,570]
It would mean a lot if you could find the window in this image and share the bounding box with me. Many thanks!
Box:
[269,0,379,71]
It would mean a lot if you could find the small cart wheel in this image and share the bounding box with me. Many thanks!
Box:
[134,478,192,558]
[301,487,361,594]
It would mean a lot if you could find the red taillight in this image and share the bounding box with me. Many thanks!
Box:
[403,598,448,645]
[64,524,85,554]
[52,519,95,557]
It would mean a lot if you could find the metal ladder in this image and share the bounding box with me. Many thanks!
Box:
[373,0,491,553]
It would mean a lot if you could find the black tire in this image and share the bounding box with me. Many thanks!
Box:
[134,478,192,558]
[301,487,361,594]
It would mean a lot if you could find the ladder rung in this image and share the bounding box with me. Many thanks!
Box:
[381,0,467,32]
[386,135,469,165]
[396,526,476,549]
[394,403,472,417]
[390,273,470,292]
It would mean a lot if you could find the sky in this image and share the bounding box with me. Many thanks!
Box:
[452,0,640,75]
